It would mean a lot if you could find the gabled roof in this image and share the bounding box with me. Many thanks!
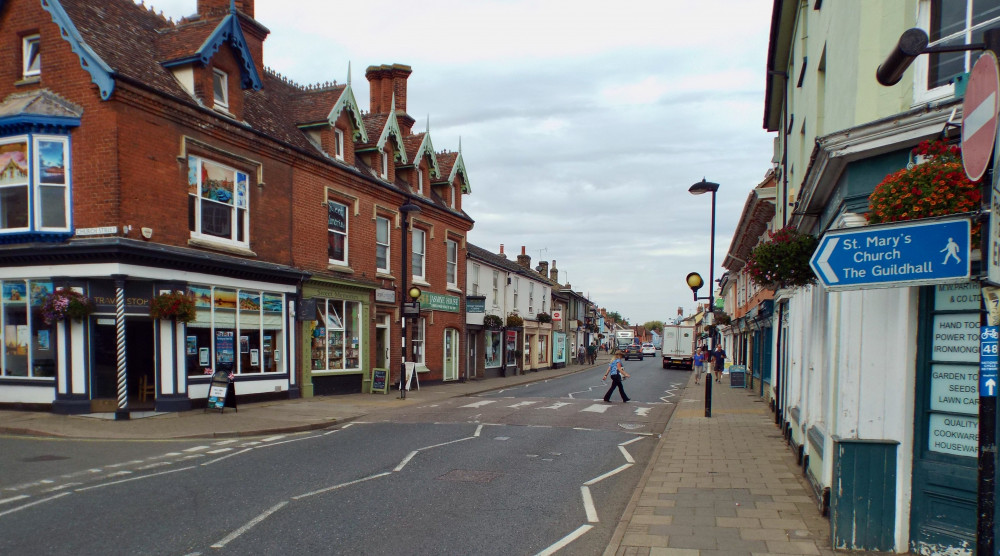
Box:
[435,147,470,193]
[329,84,368,143]
[0,89,83,131]
[160,12,263,90]
[358,110,407,164]
[402,133,441,177]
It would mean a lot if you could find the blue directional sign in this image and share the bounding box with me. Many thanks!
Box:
[809,217,971,290]
[981,326,998,398]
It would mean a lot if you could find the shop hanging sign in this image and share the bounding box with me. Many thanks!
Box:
[419,292,460,312]
[466,297,485,313]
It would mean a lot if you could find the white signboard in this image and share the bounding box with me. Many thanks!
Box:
[935,282,982,311]
[928,413,978,457]
[930,364,979,415]
[931,312,981,363]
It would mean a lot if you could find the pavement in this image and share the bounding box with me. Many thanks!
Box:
[0,354,887,555]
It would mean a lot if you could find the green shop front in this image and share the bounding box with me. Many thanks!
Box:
[300,277,373,396]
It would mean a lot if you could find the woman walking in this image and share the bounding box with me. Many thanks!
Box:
[693,346,704,385]
[602,354,630,402]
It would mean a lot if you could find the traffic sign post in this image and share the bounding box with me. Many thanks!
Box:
[962,51,1000,182]
[982,326,999,398]
[809,216,971,291]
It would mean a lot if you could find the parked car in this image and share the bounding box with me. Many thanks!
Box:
[641,343,656,356]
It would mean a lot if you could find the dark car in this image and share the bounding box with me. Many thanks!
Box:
[620,343,643,361]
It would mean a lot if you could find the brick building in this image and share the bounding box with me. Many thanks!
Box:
[0,0,472,414]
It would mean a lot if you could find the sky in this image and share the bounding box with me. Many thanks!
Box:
[143,0,777,326]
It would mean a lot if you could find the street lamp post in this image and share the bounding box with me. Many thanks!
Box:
[399,198,421,399]
[688,178,719,417]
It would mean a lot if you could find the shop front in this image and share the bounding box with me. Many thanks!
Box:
[300,278,373,396]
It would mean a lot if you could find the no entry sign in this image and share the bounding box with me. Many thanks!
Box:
[962,51,1000,182]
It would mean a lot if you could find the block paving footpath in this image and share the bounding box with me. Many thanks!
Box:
[603,372,899,556]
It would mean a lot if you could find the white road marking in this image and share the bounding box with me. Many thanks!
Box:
[581,486,598,522]
[508,401,538,408]
[0,492,71,518]
[75,466,196,492]
[534,524,593,556]
[136,462,173,471]
[581,404,611,413]
[201,448,253,466]
[293,472,391,500]
[584,463,633,486]
[213,439,238,445]
[44,482,82,492]
[206,448,233,454]
[618,445,635,464]
[260,435,286,443]
[106,459,143,468]
[474,425,483,437]
[0,495,29,505]
[540,402,572,410]
[620,437,643,446]
[634,407,651,417]
[394,451,418,472]
[182,446,209,452]
[461,400,496,408]
[210,501,288,548]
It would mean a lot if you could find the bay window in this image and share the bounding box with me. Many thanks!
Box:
[0,136,70,234]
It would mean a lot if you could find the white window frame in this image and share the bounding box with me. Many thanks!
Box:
[375,215,390,273]
[212,69,229,110]
[380,148,389,179]
[492,270,499,306]
[541,288,547,314]
[450,184,456,208]
[334,128,345,160]
[22,35,40,79]
[513,277,519,308]
[446,239,458,287]
[32,135,71,231]
[411,227,426,281]
[472,263,480,295]
[913,0,1000,104]
[417,168,424,195]
[327,200,348,265]
[188,155,250,248]
[413,317,426,365]
[528,282,534,313]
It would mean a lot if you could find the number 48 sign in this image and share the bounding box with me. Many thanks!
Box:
[981,326,999,397]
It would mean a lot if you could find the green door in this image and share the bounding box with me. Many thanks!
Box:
[910,284,980,553]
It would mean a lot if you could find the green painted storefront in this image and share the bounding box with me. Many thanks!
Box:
[300,278,373,396]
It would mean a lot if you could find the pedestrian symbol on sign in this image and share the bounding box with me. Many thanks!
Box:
[941,238,962,264]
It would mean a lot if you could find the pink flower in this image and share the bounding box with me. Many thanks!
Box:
[227,372,235,381]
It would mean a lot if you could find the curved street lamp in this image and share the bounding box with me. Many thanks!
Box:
[688,178,718,417]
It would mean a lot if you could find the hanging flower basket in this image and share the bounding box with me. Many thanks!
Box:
[483,314,503,329]
[506,312,524,328]
[868,139,982,244]
[536,312,552,323]
[149,292,197,323]
[40,288,95,325]
[744,226,819,289]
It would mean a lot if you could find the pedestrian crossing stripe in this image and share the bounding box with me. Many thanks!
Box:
[581,404,611,413]
[461,400,496,408]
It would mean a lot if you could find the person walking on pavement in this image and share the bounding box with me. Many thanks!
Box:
[693,346,705,385]
[587,342,598,365]
[712,345,727,383]
[602,354,630,402]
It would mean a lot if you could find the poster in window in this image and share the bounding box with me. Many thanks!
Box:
[216,330,235,364]
[16,325,29,355]
[29,281,52,306]
[37,330,49,351]
[187,156,198,195]
[199,347,210,366]
[239,291,260,311]
[186,336,197,355]
[37,140,66,185]
[262,293,282,313]
[214,289,237,310]
[240,335,249,353]
[3,282,26,303]
[189,285,212,307]
[328,201,347,233]
[236,172,248,208]
[250,349,259,366]
[0,141,28,187]
[201,160,234,204]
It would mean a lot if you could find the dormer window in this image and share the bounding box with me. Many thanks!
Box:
[334,128,345,160]
[212,69,229,110]
[380,148,388,179]
[22,35,40,79]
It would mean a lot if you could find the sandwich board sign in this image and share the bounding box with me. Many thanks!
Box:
[205,370,237,413]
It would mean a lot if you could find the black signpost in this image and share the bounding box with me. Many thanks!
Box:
[205,370,237,413]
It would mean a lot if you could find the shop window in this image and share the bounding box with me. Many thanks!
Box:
[0,136,70,234]
[485,329,502,368]
[310,298,361,372]
[446,239,458,287]
[538,335,548,364]
[328,200,348,265]
[185,285,285,376]
[0,280,56,378]
[411,228,426,281]
[187,156,249,248]
[376,215,390,273]
[22,35,40,79]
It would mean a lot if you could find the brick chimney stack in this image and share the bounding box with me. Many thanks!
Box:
[537,261,549,276]
[198,0,254,18]
[550,260,559,282]
[365,64,415,133]
[516,246,531,269]
[499,244,506,259]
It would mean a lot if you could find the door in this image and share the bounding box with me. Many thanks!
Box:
[90,317,155,411]
[443,328,458,381]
